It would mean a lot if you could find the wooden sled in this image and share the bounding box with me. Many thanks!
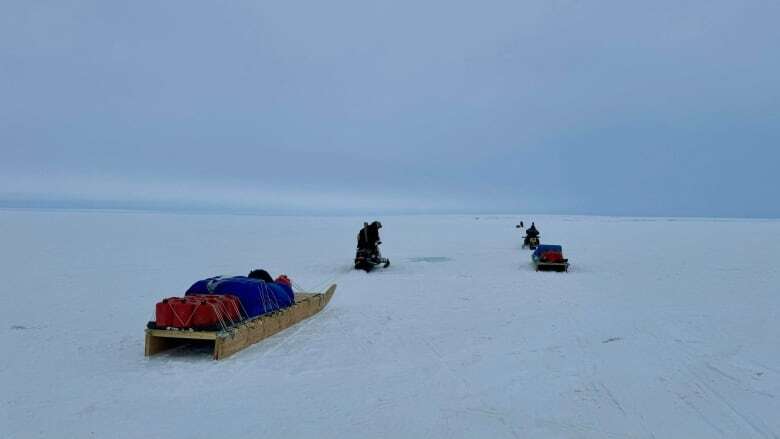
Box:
[145,284,336,360]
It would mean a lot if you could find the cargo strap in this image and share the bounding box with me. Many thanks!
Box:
[258,282,280,315]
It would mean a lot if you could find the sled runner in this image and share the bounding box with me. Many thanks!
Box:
[145,284,336,360]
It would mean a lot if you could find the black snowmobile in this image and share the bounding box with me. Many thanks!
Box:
[523,235,540,250]
[354,246,390,272]
[354,221,390,272]
[522,223,541,250]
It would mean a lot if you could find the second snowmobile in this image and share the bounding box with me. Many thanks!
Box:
[354,221,390,272]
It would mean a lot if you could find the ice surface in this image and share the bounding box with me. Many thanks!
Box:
[1,210,779,438]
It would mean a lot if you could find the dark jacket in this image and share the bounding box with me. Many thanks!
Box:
[357,222,381,250]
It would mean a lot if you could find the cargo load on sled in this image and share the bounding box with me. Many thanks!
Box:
[532,244,569,272]
[185,275,295,317]
[145,274,336,359]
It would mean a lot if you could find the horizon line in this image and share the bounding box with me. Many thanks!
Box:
[1,200,778,222]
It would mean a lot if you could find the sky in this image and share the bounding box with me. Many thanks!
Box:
[1,0,779,217]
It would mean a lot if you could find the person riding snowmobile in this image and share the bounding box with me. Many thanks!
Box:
[357,221,382,251]
[526,222,539,237]
[355,221,389,271]
[523,222,540,249]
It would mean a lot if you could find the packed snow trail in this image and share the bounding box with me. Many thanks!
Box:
[1,211,779,438]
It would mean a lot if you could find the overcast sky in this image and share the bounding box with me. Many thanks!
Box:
[1,0,778,217]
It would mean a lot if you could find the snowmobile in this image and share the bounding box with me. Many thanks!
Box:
[354,245,390,272]
[532,244,569,272]
[523,235,540,250]
[519,221,541,249]
[354,221,390,272]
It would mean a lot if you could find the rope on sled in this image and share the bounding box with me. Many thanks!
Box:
[236,298,249,320]
[226,296,247,320]
[209,302,233,332]
[160,298,246,332]
[258,281,280,314]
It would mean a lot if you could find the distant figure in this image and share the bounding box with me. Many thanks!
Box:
[526,222,539,238]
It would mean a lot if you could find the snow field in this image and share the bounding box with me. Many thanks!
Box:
[1,210,778,438]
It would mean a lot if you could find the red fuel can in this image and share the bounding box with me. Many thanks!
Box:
[168,299,197,328]
[155,298,175,328]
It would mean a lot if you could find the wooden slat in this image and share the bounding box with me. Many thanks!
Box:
[215,327,250,360]
[146,328,218,340]
[294,293,317,303]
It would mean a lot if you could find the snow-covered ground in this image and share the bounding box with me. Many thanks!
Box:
[1,210,778,439]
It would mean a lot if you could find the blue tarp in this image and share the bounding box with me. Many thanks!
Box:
[185,276,294,318]
[532,244,563,261]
